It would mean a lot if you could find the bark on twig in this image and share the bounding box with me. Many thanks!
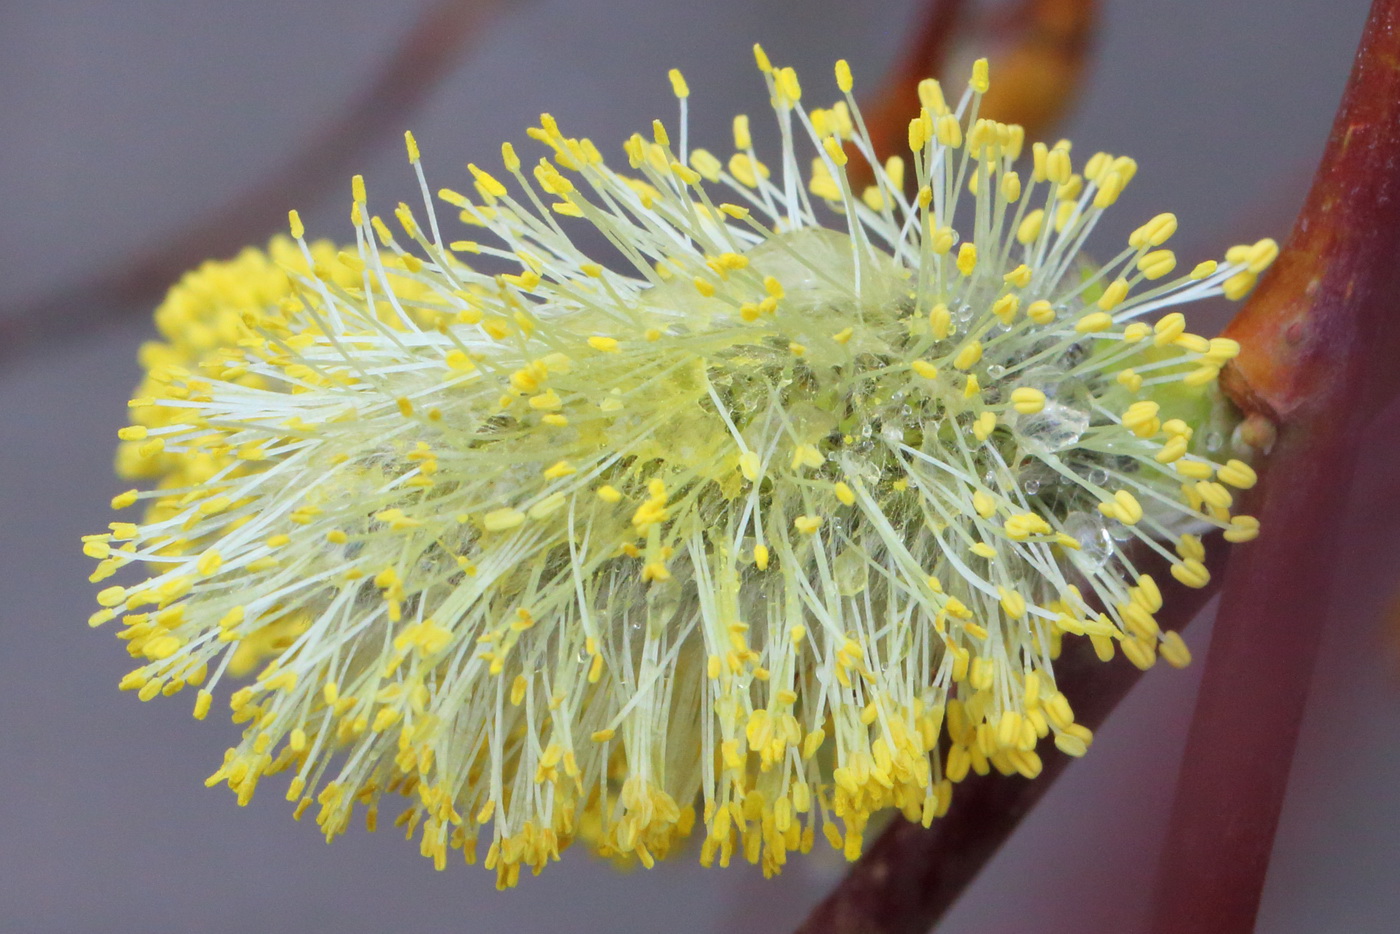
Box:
[1150,2,1400,929]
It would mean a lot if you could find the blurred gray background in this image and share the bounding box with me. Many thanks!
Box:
[3,1,1397,932]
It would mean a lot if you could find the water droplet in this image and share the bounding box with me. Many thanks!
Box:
[833,548,869,596]
[1013,368,1092,452]
[1062,511,1112,571]
[985,364,1006,379]
[1016,459,1059,496]
[1205,430,1225,453]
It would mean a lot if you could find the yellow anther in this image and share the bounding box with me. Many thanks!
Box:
[1153,312,1187,346]
[1224,515,1261,543]
[753,544,770,570]
[1182,364,1221,387]
[1170,558,1211,589]
[1155,435,1189,463]
[1010,387,1046,414]
[834,482,856,506]
[404,130,421,164]
[1160,631,1192,668]
[1001,262,1032,289]
[1217,459,1258,489]
[667,68,689,98]
[1092,170,1124,209]
[972,490,996,519]
[911,359,939,379]
[1129,212,1178,248]
[777,67,802,104]
[1004,512,1052,540]
[1222,270,1257,300]
[671,160,701,185]
[1176,459,1214,480]
[1097,278,1130,311]
[918,78,948,114]
[1175,332,1210,354]
[1246,238,1279,273]
[992,295,1020,323]
[969,58,990,93]
[1001,172,1022,204]
[1122,400,1161,438]
[1026,299,1055,324]
[196,550,223,575]
[793,515,822,535]
[1016,210,1045,244]
[542,460,576,480]
[495,143,520,176]
[1165,261,1208,285]
[822,136,848,167]
[908,114,928,153]
[288,210,305,239]
[1121,322,1150,343]
[835,59,853,93]
[1096,489,1144,526]
[1204,337,1241,363]
[467,163,508,199]
[1195,480,1234,510]
[483,508,526,532]
[690,148,722,182]
[728,153,769,188]
[953,340,983,370]
[791,444,825,471]
[1137,249,1177,280]
[935,114,962,149]
[1075,311,1114,333]
[972,412,997,442]
[928,303,952,338]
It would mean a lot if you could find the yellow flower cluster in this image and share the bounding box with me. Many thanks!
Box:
[87,50,1267,887]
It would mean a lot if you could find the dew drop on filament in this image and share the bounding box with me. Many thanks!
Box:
[1062,510,1112,572]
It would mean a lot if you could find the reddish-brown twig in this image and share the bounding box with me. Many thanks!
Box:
[1149,1,1400,930]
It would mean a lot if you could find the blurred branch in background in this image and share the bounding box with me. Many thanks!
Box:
[855,0,1095,191]
[0,0,506,368]
[1152,0,1400,928]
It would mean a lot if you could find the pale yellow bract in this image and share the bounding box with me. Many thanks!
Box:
[87,47,1269,887]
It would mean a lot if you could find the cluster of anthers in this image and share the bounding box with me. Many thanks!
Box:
[87,50,1270,887]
